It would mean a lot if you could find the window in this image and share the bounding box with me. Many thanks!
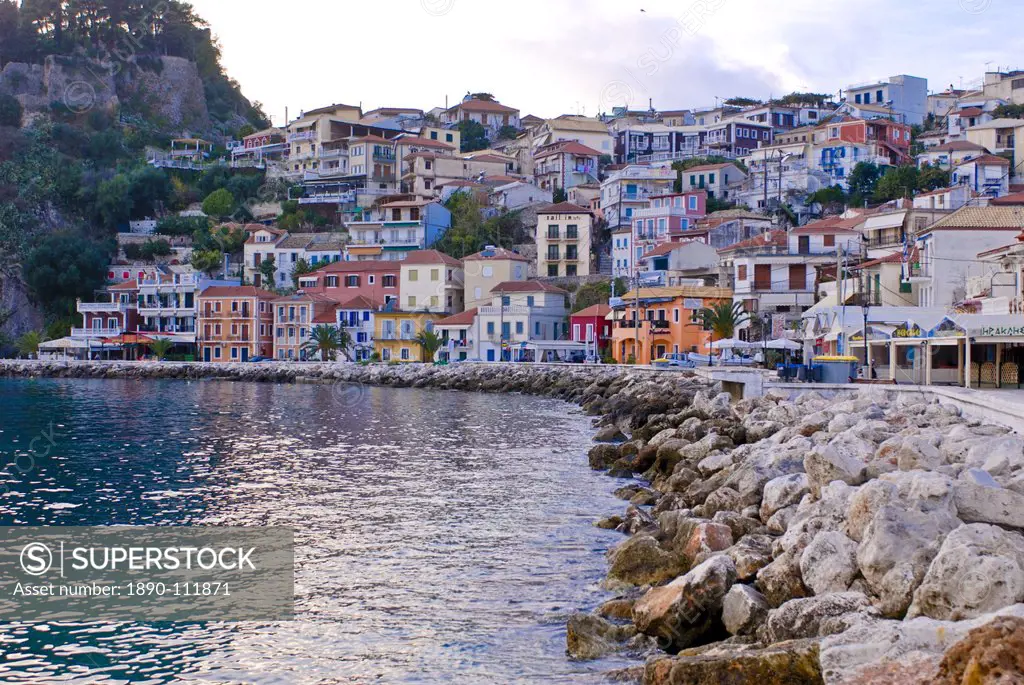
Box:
[430,268,439,281]
[231,347,238,359]
[688,195,697,210]
[408,296,417,307]
[430,131,438,140]
[486,322,495,335]
[566,264,577,276]
[547,225,559,239]
[535,322,541,336]
[708,173,716,184]
[547,264,559,277]
[214,348,222,359]
[368,275,375,285]
[383,275,396,288]
[446,133,454,143]
[855,94,862,104]
[566,225,578,239]
[401,348,410,360]
[547,245,560,260]
[527,296,535,307]
[876,90,883,103]
[798,236,810,254]
[738,265,747,281]
[515,322,524,335]
[824,234,836,247]
[673,308,680,323]
[430,296,439,307]
[788,264,807,290]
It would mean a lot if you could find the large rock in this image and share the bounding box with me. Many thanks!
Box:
[594,425,628,443]
[953,482,1024,529]
[762,591,877,643]
[844,479,899,543]
[681,522,734,566]
[820,604,1024,685]
[760,473,810,522]
[804,441,869,496]
[643,639,822,685]
[800,531,859,595]
[896,435,943,471]
[589,443,620,469]
[722,584,770,636]
[566,612,641,660]
[756,547,809,607]
[935,615,1024,684]
[727,534,774,581]
[908,523,1024,621]
[632,556,737,649]
[857,503,960,617]
[607,534,687,587]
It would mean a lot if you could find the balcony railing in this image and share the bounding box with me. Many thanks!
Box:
[71,327,122,339]
[288,131,316,142]
[78,301,133,313]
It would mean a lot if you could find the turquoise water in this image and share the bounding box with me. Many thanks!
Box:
[0,378,628,683]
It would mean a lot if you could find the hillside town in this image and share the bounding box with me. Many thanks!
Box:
[55,69,1024,389]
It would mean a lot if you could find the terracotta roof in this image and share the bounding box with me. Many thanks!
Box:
[109,280,139,290]
[334,294,378,311]
[466,153,511,164]
[271,292,337,303]
[639,241,697,259]
[401,249,462,266]
[451,99,519,115]
[300,103,361,117]
[395,136,456,151]
[464,247,530,262]
[573,304,612,318]
[381,199,434,208]
[914,186,959,199]
[200,285,276,298]
[958,107,984,117]
[718,230,788,253]
[534,141,603,158]
[957,154,1011,166]
[490,280,568,294]
[931,140,988,153]
[439,180,486,188]
[536,201,592,215]
[481,175,525,185]
[991,192,1024,206]
[314,261,401,274]
[312,309,339,324]
[790,218,860,235]
[547,116,611,133]
[619,285,733,301]
[352,134,394,144]
[923,206,1024,232]
[434,308,478,327]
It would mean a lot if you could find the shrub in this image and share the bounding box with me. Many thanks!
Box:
[0,93,22,127]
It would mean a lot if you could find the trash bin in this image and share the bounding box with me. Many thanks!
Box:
[812,356,859,384]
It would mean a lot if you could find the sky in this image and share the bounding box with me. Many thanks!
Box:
[189,0,1024,126]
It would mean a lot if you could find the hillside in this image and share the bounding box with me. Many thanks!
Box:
[0,0,271,344]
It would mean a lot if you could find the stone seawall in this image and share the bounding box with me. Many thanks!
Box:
[4,360,1024,684]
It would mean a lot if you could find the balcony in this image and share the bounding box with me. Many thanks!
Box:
[71,327,122,339]
[78,301,133,313]
[288,131,316,142]
[479,305,533,316]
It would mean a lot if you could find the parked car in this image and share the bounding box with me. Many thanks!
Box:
[653,353,695,369]
[565,351,587,364]
[247,356,271,362]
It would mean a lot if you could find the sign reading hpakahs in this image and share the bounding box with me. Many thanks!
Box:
[0,527,294,621]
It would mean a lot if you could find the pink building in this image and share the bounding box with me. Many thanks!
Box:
[632,190,708,255]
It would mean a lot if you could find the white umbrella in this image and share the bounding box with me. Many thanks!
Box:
[764,338,802,351]
[710,338,754,350]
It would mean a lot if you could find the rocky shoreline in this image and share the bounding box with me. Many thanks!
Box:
[3,360,1024,684]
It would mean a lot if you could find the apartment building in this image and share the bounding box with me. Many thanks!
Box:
[402,152,509,198]
[344,199,452,260]
[136,271,200,347]
[844,74,928,125]
[600,164,676,230]
[197,285,275,362]
[813,117,912,186]
[628,191,708,270]
[536,202,594,277]
[433,308,478,362]
[916,140,989,169]
[297,261,401,307]
[952,155,1011,197]
[440,96,521,137]
[398,250,464,314]
[374,310,441,362]
[335,295,377,361]
[271,292,338,361]
[677,162,747,200]
[477,281,569,362]
[463,246,530,309]
[532,141,601,192]
[244,227,347,289]
[73,281,140,343]
[965,119,1024,169]
[610,286,732,364]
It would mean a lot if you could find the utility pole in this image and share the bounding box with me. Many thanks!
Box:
[762,150,769,211]
[838,243,846,356]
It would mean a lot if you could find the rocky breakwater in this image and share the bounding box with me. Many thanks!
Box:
[573,388,1024,684]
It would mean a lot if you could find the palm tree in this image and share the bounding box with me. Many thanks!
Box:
[16,331,46,359]
[303,324,343,361]
[147,337,174,361]
[693,301,749,365]
[413,328,444,362]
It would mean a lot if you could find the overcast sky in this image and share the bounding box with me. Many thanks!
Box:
[189,0,1022,126]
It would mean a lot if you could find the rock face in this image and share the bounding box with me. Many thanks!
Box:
[936,616,1024,684]
[722,584,770,636]
[607,534,686,588]
[566,612,644,660]
[643,639,822,685]
[908,523,1024,621]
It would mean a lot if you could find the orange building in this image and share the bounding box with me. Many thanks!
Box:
[198,285,276,362]
[611,286,733,365]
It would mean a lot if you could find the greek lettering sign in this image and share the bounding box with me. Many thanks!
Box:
[892,322,922,338]
[929,318,965,338]
[683,298,704,310]
[972,325,1024,338]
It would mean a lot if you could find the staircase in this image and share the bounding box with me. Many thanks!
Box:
[597,248,613,276]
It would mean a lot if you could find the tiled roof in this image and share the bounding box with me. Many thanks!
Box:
[573,304,612,318]
[791,217,860,235]
[851,247,919,270]
[490,280,568,294]
[931,140,987,152]
[924,206,1024,232]
[548,116,611,133]
[200,285,276,298]
[535,141,603,158]
[315,261,401,274]
[684,162,740,173]
[466,153,511,164]
[271,292,337,303]
[718,230,788,253]
[991,192,1024,206]
[639,241,698,258]
[536,201,592,215]
[619,285,733,301]
[300,103,361,117]
[401,249,462,266]
[336,294,378,310]
[452,99,519,114]
[434,308,478,327]
[395,136,456,150]
[312,309,339,324]
[957,154,1011,166]
[463,247,530,262]
[352,134,393,144]
[965,118,1024,130]
[957,107,984,117]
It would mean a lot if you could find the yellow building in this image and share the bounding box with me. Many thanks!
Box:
[374,310,443,362]
[399,250,464,314]
[286,103,363,174]
[536,202,594,277]
[965,118,1024,165]
[462,247,531,309]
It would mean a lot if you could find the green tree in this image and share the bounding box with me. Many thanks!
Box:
[992,103,1024,119]
[0,93,22,127]
[874,165,920,202]
[147,337,174,360]
[291,258,315,288]
[237,123,256,138]
[202,188,235,219]
[190,249,222,275]
[303,324,343,361]
[694,301,749,342]
[809,185,847,212]
[458,119,489,152]
[22,232,110,315]
[16,330,45,358]
[95,174,133,228]
[552,187,568,203]
[496,125,519,140]
[918,164,951,191]
[127,166,171,219]
[847,162,881,202]
[724,97,761,107]
[436,192,485,258]
[257,253,277,289]
[413,328,444,362]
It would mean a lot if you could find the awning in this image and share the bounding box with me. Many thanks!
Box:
[863,212,906,231]
[101,334,157,345]
[346,246,383,256]
[39,337,90,351]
